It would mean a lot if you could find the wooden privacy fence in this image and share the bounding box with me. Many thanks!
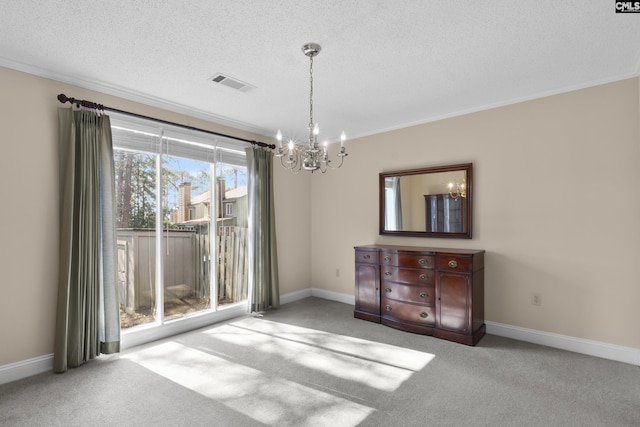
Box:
[216,226,248,304]
[117,226,248,310]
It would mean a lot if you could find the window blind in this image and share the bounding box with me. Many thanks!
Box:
[110,113,247,167]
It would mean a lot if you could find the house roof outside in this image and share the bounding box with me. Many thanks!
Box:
[224,187,247,200]
[190,187,247,206]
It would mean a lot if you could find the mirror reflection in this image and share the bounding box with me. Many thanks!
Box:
[380,163,472,238]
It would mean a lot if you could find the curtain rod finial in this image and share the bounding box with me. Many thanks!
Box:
[57,94,69,104]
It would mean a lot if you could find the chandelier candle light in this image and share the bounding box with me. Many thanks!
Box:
[275,43,347,173]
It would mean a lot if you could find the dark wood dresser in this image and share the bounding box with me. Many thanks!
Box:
[354,244,485,345]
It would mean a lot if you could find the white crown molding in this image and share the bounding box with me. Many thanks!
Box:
[353,71,640,141]
[0,57,271,138]
[4,56,639,145]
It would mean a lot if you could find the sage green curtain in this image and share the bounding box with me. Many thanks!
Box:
[245,147,279,312]
[54,108,120,373]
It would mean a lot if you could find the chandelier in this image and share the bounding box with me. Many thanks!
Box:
[448,179,467,200]
[274,43,347,173]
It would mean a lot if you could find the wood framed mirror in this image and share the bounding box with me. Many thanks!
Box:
[379,163,473,238]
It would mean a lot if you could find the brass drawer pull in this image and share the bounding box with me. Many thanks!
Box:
[419,273,427,281]
[385,287,392,293]
[418,258,427,265]
[448,260,458,269]
[420,312,428,318]
[385,305,392,312]
[384,255,391,262]
[419,292,428,298]
[384,271,392,276]
[363,254,370,260]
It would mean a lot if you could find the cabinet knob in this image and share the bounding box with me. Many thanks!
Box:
[419,292,428,298]
[384,255,391,262]
[385,287,392,293]
[448,260,459,269]
[419,273,427,281]
[420,312,428,318]
[385,305,392,312]
[418,258,427,265]
[363,254,370,260]
[384,271,392,276]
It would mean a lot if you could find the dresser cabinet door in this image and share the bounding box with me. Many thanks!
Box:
[355,263,380,317]
[436,272,471,333]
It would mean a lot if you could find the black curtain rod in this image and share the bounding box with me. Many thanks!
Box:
[57,93,275,150]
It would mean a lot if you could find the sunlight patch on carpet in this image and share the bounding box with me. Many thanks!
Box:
[202,318,435,392]
[124,341,374,427]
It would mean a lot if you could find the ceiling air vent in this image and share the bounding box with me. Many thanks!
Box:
[210,73,255,92]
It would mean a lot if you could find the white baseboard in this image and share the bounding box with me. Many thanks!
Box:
[0,304,248,386]
[4,294,638,385]
[280,288,355,305]
[0,353,53,385]
[282,292,640,366]
[486,321,640,366]
[311,288,356,305]
[279,288,312,305]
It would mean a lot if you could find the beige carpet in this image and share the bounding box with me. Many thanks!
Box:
[1,297,639,426]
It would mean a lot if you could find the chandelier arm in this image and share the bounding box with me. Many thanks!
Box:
[279,151,301,172]
[328,157,344,170]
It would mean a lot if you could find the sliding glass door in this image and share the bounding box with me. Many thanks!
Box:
[114,148,159,327]
[111,115,248,330]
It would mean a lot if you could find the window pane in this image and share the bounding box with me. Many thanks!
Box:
[163,156,213,320]
[114,149,158,329]
[216,164,249,306]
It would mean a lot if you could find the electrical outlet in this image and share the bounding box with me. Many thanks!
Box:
[531,293,542,306]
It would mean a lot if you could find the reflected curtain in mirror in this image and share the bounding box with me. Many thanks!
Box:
[54,108,120,373]
[384,176,403,231]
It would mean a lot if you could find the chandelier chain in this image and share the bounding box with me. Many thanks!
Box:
[309,55,314,132]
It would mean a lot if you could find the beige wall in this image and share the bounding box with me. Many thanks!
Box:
[1,65,638,366]
[0,66,309,366]
[310,77,640,349]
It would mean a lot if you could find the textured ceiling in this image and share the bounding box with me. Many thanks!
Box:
[1,1,639,144]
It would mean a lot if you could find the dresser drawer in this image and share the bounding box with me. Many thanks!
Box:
[355,249,379,264]
[382,282,434,305]
[381,297,435,325]
[380,267,435,285]
[436,254,473,272]
[380,252,434,269]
